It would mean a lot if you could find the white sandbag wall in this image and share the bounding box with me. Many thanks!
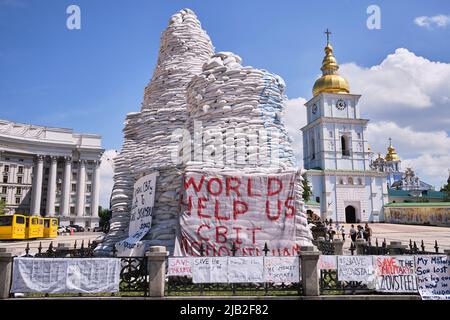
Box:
[182,52,312,246]
[96,9,214,255]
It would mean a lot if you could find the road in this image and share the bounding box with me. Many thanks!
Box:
[0,232,103,256]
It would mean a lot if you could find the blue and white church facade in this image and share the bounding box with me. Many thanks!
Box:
[301,35,388,223]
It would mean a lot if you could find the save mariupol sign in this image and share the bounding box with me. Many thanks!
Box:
[116,172,158,257]
[177,172,298,256]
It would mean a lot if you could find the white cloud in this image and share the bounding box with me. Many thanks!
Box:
[283,97,307,167]
[414,15,450,29]
[99,149,118,209]
[340,48,450,112]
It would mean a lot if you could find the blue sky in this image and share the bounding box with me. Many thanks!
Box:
[1,0,450,200]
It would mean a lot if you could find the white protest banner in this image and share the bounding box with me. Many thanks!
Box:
[116,172,158,257]
[337,256,375,284]
[374,256,417,293]
[415,255,450,300]
[10,258,120,294]
[227,257,264,283]
[192,257,228,283]
[168,257,193,277]
[264,257,300,283]
[318,255,337,270]
[178,172,298,257]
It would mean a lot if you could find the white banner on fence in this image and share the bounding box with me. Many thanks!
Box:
[168,257,193,277]
[374,256,417,293]
[228,257,265,283]
[116,172,158,257]
[337,256,375,284]
[177,172,298,257]
[10,258,121,294]
[318,255,337,270]
[264,257,300,283]
[192,257,228,283]
[415,255,450,300]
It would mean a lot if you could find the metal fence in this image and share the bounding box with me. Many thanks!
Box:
[166,242,303,296]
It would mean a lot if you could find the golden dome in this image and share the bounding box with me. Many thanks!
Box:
[385,140,401,161]
[312,41,350,97]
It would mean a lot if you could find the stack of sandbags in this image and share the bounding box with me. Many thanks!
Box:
[95,9,214,255]
[182,52,312,246]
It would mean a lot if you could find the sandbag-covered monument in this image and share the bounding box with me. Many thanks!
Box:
[96,9,313,257]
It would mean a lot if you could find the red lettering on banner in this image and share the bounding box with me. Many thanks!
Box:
[184,175,205,192]
[214,200,229,221]
[267,177,283,196]
[197,224,210,241]
[226,177,241,196]
[265,200,282,221]
[247,178,261,197]
[285,197,296,217]
[207,177,223,195]
[186,196,193,216]
[216,226,228,243]
[197,197,210,218]
[246,227,262,244]
[233,227,243,244]
[233,200,248,220]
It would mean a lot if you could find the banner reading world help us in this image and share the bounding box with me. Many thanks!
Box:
[177,172,298,257]
[116,172,158,257]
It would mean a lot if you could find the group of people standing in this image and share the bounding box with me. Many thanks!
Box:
[323,219,373,243]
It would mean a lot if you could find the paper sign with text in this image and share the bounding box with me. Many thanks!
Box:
[318,255,337,270]
[227,257,264,283]
[337,256,375,284]
[192,257,228,283]
[415,255,450,300]
[263,257,300,283]
[167,257,193,277]
[374,256,417,293]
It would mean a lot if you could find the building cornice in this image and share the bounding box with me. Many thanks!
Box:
[301,117,370,132]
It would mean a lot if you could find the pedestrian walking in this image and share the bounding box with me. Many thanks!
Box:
[340,226,346,241]
[364,223,373,242]
[350,224,357,242]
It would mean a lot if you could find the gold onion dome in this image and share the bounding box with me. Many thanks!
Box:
[312,38,350,97]
[385,141,401,161]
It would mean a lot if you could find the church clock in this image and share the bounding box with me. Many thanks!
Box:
[312,103,318,114]
[336,99,347,110]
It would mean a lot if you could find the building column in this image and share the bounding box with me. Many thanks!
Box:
[91,160,101,217]
[76,159,86,217]
[61,156,72,217]
[45,156,57,216]
[31,155,44,216]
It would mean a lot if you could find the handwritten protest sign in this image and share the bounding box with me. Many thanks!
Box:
[178,172,298,257]
[192,257,228,283]
[227,257,264,283]
[415,255,450,300]
[264,257,300,283]
[318,255,337,270]
[337,256,375,284]
[167,257,193,277]
[374,256,417,293]
[116,172,157,257]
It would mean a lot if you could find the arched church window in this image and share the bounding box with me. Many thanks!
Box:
[341,135,350,156]
[339,178,344,184]
[329,131,333,138]
[310,137,315,160]
[358,178,363,185]
[348,177,354,185]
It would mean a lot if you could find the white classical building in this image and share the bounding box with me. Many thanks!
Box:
[0,119,104,228]
[301,35,388,223]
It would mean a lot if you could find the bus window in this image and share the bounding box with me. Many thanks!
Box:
[15,216,25,224]
[39,219,44,225]
[44,220,50,227]
[0,216,13,226]
[52,219,58,226]
[32,218,38,225]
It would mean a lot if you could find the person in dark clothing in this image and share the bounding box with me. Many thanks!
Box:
[350,224,357,242]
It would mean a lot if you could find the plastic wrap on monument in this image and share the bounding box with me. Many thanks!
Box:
[181,52,313,248]
[95,9,214,255]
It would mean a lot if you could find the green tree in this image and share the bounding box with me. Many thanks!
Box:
[441,173,450,201]
[0,199,6,214]
[98,206,112,232]
[301,173,313,202]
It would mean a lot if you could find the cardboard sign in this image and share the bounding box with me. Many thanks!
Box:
[227,257,264,283]
[374,256,417,293]
[263,257,300,283]
[167,257,193,277]
[192,257,228,283]
[318,255,337,270]
[116,172,158,257]
[337,256,375,284]
[178,172,298,257]
[415,255,450,300]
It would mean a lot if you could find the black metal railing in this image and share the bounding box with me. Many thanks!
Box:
[360,239,441,256]
[166,242,302,296]
[320,269,371,295]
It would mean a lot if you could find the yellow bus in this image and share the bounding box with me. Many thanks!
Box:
[0,214,26,240]
[43,217,58,238]
[25,216,44,239]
